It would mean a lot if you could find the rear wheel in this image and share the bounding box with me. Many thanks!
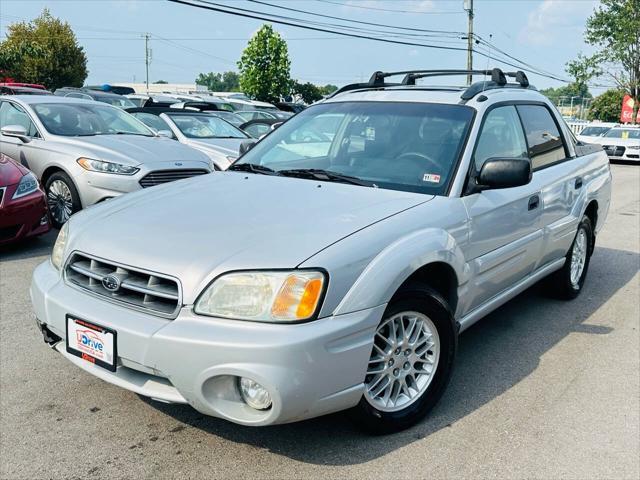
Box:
[548,215,593,299]
[353,284,456,434]
[45,172,81,229]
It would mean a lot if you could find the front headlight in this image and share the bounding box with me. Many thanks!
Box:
[628,145,640,150]
[77,157,139,175]
[51,222,69,270]
[12,172,39,199]
[195,270,326,322]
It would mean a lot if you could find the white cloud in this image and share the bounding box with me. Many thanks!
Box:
[518,0,598,46]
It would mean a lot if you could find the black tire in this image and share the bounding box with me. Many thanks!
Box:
[45,171,81,229]
[352,283,457,434]
[548,215,593,300]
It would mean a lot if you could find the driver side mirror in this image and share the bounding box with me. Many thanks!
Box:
[239,140,256,156]
[1,125,31,143]
[156,130,174,139]
[477,158,531,190]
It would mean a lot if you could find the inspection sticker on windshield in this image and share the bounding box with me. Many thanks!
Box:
[423,173,441,183]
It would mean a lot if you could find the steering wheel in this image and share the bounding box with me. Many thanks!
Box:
[300,130,330,143]
[395,151,442,173]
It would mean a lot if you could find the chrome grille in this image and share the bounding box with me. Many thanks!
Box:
[603,145,625,157]
[139,169,208,188]
[65,253,181,317]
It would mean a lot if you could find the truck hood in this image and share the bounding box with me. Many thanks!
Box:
[51,134,211,167]
[69,172,432,303]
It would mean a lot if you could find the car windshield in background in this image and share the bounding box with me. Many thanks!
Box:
[100,96,137,109]
[580,126,611,136]
[236,101,474,195]
[604,128,640,139]
[168,114,248,139]
[33,103,154,137]
[211,111,245,127]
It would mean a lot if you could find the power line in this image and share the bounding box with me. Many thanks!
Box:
[313,0,464,15]
[167,0,570,85]
[193,1,465,41]
[246,0,465,36]
[167,0,473,53]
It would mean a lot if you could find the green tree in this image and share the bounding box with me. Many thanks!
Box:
[588,89,626,122]
[195,71,240,91]
[237,24,291,103]
[319,84,338,96]
[570,0,640,123]
[540,82,592,105]
[291,81,323,104]
[0,9,87,90]
[153,79,168,84]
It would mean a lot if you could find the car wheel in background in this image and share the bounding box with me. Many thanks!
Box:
[353,283,457,434]
[45,172,81,229]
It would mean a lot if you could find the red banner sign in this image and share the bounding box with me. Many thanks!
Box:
[620,95,640,123]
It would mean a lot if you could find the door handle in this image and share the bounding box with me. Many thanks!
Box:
[528,195,540,211]
[574,177,583,189]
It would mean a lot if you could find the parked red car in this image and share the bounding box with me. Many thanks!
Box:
[0,153,50,246]
[0,82,47,90]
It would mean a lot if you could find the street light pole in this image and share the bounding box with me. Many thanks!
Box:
[464,0,474,85]
[143,33,151,94]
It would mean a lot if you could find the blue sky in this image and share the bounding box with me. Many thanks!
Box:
[0,0,603,92]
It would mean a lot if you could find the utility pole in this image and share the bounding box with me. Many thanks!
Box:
[464,0,474,85]
[143,33,151,94]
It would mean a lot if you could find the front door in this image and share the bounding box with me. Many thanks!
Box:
[461,105,544,313]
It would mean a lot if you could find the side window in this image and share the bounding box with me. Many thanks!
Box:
[0,101,39,137]
[516,105,566,169]
[131,113,172,135]
[474,105,528,171]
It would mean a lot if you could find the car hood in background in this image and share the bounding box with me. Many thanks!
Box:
[69,172,432,302]
[52,134,211,167]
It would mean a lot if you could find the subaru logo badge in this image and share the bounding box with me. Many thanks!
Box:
[175,162,183,166]
[102,274,121,292]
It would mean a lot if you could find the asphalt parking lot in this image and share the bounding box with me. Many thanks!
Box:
[1,164,638,479]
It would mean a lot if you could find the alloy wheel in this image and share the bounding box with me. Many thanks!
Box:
[47,179,73,225]
[364,311,440,412]
[570,228,587,287]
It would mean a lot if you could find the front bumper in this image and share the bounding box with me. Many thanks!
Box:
[0,191,50,246]
[31,260,385,426]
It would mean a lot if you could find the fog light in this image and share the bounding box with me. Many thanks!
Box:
[238,377,272,410]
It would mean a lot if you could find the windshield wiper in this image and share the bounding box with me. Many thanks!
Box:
[228,163,280,175]
[111,131,152,137]
[278,168,373,187]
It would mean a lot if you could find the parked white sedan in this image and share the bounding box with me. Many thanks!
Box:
[587,127,640,162]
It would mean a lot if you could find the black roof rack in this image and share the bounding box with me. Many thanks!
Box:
[329,68,535,100]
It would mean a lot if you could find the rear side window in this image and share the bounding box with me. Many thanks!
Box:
[516,105,566,169]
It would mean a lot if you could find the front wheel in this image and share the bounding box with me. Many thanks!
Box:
[353,284,457,434]
[45,172,81,229]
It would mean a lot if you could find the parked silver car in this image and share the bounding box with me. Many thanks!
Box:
[127,109,253,170]
[31,69,611,433]
[0,96,212,227]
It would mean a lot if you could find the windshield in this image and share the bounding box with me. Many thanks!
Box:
[604,128,640,139]
[580,126,611,137]
[211,111,245,127]
[33,103,154,136]
[236,101,474,195]
[97,96,137,109]
[167,113,247,139]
